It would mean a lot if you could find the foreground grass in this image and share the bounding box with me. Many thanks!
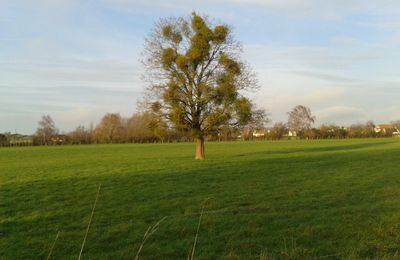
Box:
[1,139,400,259]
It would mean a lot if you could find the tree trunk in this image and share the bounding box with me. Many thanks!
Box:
[195,137,205,160]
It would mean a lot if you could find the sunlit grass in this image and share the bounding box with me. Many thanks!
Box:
[1,139,400,259]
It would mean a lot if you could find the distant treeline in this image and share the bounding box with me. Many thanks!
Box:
[267,121,400,140]
[1,108,400,147]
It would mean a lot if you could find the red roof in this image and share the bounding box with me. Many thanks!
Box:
[376,124,395,129]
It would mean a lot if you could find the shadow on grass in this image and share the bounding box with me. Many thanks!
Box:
[236,140,392,157]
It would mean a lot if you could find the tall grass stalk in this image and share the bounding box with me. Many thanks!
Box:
[134,216,167,260]
[46,230,60,260]
[188,199,209,260]
[78,183,101,260]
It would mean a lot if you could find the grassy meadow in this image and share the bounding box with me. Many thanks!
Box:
[2,139,400,259]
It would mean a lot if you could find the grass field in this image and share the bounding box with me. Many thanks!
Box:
[2,139,400,259]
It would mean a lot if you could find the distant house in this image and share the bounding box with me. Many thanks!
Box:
[374,124,400,135]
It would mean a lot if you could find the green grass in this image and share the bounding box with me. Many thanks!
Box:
[2,139,400,259]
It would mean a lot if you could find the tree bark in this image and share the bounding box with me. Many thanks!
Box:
[195,137,205,160]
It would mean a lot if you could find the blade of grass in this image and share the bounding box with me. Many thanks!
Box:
[78,183,101,260]
[134,216,167,260]
[188,198,210,260]
[46,230,60,260]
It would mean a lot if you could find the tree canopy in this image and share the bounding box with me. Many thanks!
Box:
[142,13,263,159]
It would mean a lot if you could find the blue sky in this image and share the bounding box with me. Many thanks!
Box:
[2,0,400,134]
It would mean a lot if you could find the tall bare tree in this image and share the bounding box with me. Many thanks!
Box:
[142,13,260,159]
[287,105,315,137]
[36,115,58,145]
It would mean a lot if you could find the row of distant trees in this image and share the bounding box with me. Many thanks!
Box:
[268,121,399,140]
[1,105,398,147]
[30,107,266,146]
[268,105,399,140]
[32,112,177,146]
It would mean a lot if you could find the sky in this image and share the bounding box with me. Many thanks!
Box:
[2,0,400,134]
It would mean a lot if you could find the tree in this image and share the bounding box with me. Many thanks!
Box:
[233,108,268,141]
[143,13,260,159]
[303,128,320,139]
[319,124,347,139]
[347,122,376,138]
[348,123,364,138]
[287,105,315,138]
[147,106,170,143]
[0,133,8,146]
[364,120,377,137]
[69,125,91,144]
[268,122,288,140]
[244,108,269,140]
[95,113,125,143]
[391,120,400,130]
[35,115,58,145]
[126,112,164,143]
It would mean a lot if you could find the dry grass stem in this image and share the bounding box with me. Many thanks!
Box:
[46,230,60,260]
[78,183,102,260]
[134,216,167,260]
[188,198,210,260]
